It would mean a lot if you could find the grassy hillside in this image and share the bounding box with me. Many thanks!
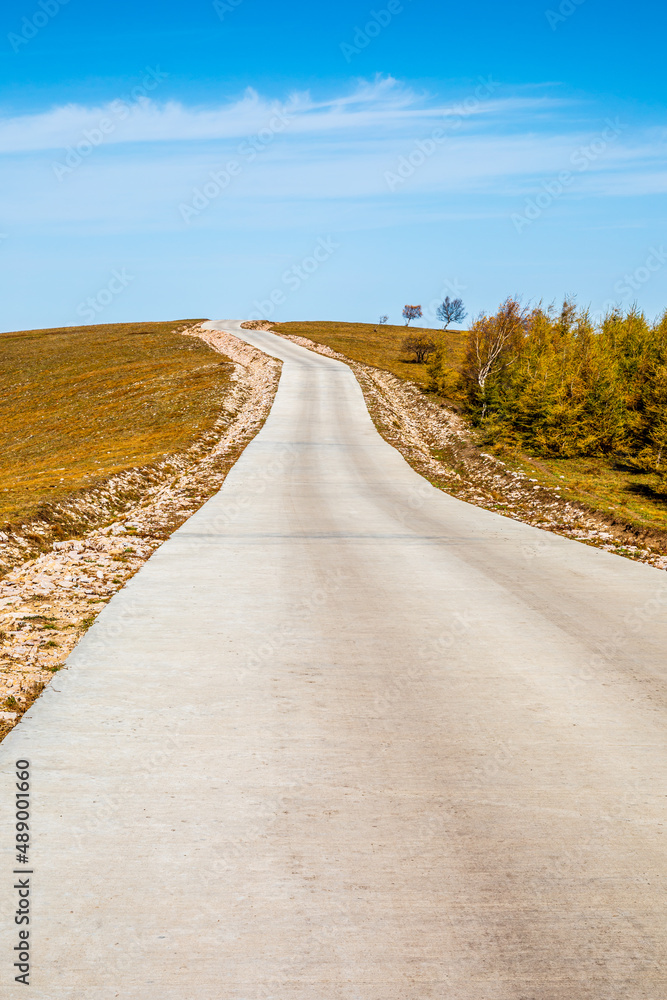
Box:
[273,321,467,389]
[275,319,667,547]
[0,319,231,527]
[514,453,667,537]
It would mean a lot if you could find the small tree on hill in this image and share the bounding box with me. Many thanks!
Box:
[379,314,389,325]
[403,305,422,326]
[402,332,436,364]
[436,296,467,329]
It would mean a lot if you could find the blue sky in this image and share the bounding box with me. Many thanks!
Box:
[1,0,666,331]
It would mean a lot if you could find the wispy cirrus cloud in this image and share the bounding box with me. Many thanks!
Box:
[0,77,665,334]
[0,76,566,153]
[0,76,664,240]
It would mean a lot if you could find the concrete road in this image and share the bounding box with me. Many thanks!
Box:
[2,320,667,998]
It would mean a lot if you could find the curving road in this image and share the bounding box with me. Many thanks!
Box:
[2,320,667,998]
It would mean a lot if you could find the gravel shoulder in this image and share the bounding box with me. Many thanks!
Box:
[0,326,280,740]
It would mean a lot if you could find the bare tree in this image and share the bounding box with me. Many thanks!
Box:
[402,305,422,326]
[436,296,467,329]
[379,315,389,325]
[402,332,436,364]
[461,298,528,417]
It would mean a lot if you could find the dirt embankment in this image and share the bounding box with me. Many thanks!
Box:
[0,327,281,741]
[275,331,667,572]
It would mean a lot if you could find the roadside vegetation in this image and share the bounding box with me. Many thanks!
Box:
[275,310,667,546]
[429,299,667,537]
[0,319,227,531]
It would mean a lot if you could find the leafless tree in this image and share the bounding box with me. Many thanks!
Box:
[436,296,467,329]
[402,332,437,364]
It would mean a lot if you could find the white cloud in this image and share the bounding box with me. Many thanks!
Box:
[0,77,564,153]
[0,77,664,241]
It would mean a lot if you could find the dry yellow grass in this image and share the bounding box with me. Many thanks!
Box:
[0,319,231,528]
[273,321,467,388]
[512,453,667,539]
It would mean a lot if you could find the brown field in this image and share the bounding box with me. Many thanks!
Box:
[0,319,230,529]
[273,320,467,388]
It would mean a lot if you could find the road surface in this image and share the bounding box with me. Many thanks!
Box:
[1,320,666,998]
